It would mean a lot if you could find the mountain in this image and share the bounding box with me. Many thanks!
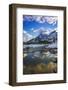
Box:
[48,31,57,43]
[23,31,33,42]
[37,31,48,41]
[24,30,57,44]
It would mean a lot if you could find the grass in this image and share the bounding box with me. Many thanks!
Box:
[23,62,57,74]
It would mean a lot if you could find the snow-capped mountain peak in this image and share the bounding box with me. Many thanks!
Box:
[24,29,57,44]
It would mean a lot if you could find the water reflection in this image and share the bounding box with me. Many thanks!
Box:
[23,44,57,74]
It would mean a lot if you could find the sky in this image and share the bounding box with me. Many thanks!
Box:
[23,15,58,41]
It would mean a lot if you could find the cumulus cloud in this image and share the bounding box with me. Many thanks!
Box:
[23,15,57,25]
[23,15,34,21]
[35,16,57,24]
[35,16,45,23]
[44,16,57,25]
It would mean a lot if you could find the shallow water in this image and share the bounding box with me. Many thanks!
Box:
[23,44,57,74]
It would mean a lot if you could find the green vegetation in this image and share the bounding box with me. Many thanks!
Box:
[39,40,49,44]
[24,40,49,44]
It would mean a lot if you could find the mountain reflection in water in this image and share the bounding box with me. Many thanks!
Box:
[23,44,57,74]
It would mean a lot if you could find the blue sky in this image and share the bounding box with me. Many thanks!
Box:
[23,15,58,41]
